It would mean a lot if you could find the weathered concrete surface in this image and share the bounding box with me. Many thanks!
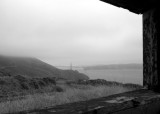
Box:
[112,101,160,114]
[143,7,160,92]
[100,0,157,14]
[13,89,160,114]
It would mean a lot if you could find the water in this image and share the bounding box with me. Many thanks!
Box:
[78,69,143,85]
[56,66,143,85]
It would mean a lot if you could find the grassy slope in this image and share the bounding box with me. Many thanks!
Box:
[0,75,60,98]
[0,55,89,80]
[0,77,142,113]
[0,84,137,114]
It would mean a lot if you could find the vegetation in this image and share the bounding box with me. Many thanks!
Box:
[0,55,89,80]
[70,79,142,89]
[0,75,59,98]
[0,83,139,114]
[0,76,142,114]
[0,55,143,113]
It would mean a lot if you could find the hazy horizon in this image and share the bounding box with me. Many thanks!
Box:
[0,0,142,66]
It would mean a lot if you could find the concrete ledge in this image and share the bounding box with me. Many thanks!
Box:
[14,89,160,114]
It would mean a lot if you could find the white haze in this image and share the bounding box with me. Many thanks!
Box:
[0,0,142,66]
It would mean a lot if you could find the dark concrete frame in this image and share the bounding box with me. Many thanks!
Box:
[100,0,159,92]
[143,7,160,92]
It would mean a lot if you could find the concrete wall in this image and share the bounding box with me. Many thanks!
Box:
[143,7,160,92]
[113,101,160,114]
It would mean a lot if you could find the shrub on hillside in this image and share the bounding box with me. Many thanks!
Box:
[14,75,28,83]
[55,86,64,92]
[0,75,58,98]
[42,77,56,85]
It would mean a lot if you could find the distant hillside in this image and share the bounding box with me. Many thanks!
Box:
[84,63,143,70]
[0,55,89,80]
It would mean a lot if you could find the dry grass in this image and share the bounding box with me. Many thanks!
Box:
[0,85,134,114]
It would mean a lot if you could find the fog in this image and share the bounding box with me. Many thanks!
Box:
[0,0,142,66]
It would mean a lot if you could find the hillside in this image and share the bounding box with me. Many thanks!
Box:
[83,63,143,70]
[0,55,89,80]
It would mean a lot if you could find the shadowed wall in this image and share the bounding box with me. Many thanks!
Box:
[143,6,160,92]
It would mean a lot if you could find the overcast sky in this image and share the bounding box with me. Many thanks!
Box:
[0,0,142,66]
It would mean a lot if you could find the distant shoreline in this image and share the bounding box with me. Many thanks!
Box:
[83,63,143,70]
